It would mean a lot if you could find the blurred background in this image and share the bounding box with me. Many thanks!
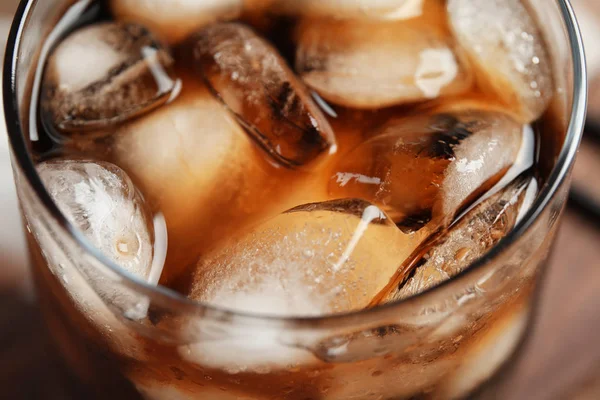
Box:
[1,0,600,399]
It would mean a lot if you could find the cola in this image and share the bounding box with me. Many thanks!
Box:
[25,0,560,398]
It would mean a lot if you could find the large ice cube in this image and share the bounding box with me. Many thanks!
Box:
[192,22,336,167]
[38,160,155,278]
[109,0,243,44]
[381,175,536,303]
[329,109,524,231]
[111,80,316,282]
[295,1,472,109]
[36,159,163,325]
[274,0,427,20]
[41,22,179,136]
[189,199,424,316]
[447,0,553,123]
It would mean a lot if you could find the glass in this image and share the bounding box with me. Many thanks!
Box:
[3,0,586,399]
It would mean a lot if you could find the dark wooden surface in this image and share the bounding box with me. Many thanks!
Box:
[1,1,600,399]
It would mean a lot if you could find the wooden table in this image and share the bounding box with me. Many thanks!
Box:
[1,1,600,399]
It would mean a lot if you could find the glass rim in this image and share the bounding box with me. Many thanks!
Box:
[2,0,587,328]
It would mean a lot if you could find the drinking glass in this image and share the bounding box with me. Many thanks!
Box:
[3,0,587,398]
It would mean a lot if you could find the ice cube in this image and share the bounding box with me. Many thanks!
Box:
[274,0,427,20]
[295,2,473,109]
[189,199,424,316]
[37,160,155,279]
[178,320,317,374]
[111,81,314,282]
[109,0,243,44]
[381,175,535,303]
[191,22,336,167]
[24,198,151,360]
[447,0,553,123]
[329,109,524,231]
[41,22,179,136]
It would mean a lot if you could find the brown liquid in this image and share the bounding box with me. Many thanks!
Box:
[24,0,562,398]
[30,230,536,399]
